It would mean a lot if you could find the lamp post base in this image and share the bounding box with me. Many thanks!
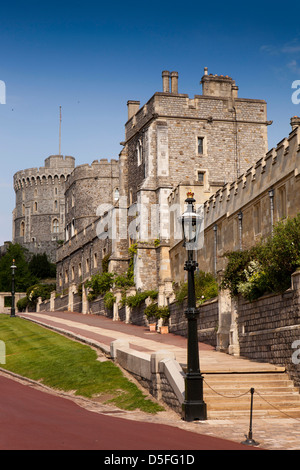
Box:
[182,400,207,422]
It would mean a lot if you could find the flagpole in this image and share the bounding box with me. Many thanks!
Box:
[59,106,62,155]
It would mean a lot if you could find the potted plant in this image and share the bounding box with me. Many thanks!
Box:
[144,302,158,332]
[157,306,170,334]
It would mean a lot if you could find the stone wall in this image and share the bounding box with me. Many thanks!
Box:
[169,297,218,347]
[64,159,119,235]
[110,340,184,414]
[237,271,300,387]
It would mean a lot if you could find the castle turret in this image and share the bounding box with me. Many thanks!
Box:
[13,155,75,262]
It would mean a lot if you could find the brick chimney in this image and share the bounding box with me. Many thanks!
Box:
[201,69,238,98]
[162,71,170,92]
[290,116,300,131]
[127,100,140,120]
[170,71,178,93]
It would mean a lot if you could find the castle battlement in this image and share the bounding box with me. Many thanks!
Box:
[64,158,119,191]
[14,155,75,190]
[203,119,300,229]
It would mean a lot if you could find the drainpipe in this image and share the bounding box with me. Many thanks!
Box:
[269,188,274,235]
[213,224,217,276]
[238,211,243,250]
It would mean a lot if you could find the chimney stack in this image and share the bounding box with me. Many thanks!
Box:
[162,71,170,92]
[290,116,300,131]
[127,100,140,120]
[171,71,178,94]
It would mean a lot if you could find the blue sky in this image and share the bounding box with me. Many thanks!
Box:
[1,0,300,245]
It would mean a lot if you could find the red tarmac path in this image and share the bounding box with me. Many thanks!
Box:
[0,311,264,451]
[0,374,258,451]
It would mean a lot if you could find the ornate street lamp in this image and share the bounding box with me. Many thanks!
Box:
[10,259,17,318]
[180,191,207,421]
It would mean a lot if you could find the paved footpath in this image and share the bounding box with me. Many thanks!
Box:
[11,311,300,450]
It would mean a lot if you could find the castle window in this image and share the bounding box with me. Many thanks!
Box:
[114,188,119,201]
[22,204,25,216]
[86,258,89,272]
[94,253,98,268]
[52,219,59,233]
[20,221,25,237]
[197,137,204,155]
[253,202,261,235]
[78,263,82,277]
[71,219,75,237]
[65,270,68,284]
[54,200,58,211]
[71,266,75,281]
[136,139,143,166]
[34,202,38,212]
[197,171,205,184]
[277,185,287,220]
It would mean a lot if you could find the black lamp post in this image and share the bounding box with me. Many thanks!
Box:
[10,259,17,318]
[180,191,207,421]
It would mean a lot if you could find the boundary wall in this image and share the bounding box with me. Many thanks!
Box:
[110,339,184,414]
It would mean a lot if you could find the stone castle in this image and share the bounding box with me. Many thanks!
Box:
[12,69,299,307]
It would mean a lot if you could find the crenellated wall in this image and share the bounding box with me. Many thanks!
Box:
[190,119,300,278]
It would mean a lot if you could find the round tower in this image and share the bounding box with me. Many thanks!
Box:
[13,155,75,262]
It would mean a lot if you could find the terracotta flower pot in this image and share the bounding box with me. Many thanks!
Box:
[160,325,169,334]
[149,323,156,332]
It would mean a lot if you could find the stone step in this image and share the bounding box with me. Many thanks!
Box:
[203,372,294,383]
[204,386,297,395]
[202,371,300,419]
[207,408,300,419]
[205,395,300,407]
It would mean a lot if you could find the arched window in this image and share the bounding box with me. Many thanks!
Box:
[136,139,143,166]
[114,188,119,201]
[52,219,59,233]
[20,221,25,237]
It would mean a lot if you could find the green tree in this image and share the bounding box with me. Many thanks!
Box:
[29,253,56,279]
[0,243,37,292]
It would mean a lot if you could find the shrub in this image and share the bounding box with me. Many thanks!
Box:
[221,214,300,301]
[175,270,218,305]
[156,306,170,325]
[236,260,269,301]
[27,283,56,305]
[103,291,116,310]
[125,290,158,308]
[85,272,115,301]
[144,302,158,321]
[17,297,29,312]
[221,247,260,297]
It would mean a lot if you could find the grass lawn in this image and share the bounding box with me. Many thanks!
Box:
[0,314,163,413]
